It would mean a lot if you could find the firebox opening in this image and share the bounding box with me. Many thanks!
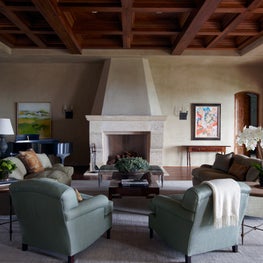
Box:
[104,132,150,165]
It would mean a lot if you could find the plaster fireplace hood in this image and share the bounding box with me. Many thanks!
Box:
[86,58,166,168]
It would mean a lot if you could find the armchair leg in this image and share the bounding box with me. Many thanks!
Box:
[232,245,238,252]
[149,228,153,239]
[107,228,111,239]
[68,255,74,263]
[185,255,191,263]
[22,243,28,251]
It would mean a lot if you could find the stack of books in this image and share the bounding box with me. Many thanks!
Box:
[121,179,149,187]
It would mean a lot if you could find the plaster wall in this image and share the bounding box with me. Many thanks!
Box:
[0,58,262,166]
[0,62,102,165]
[149,57,263,166]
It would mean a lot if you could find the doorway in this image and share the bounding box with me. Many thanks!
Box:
[234,92,259,155]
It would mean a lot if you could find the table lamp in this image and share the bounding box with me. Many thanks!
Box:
[0,118,14,157]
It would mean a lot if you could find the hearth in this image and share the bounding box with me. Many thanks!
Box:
[86,115,166,168]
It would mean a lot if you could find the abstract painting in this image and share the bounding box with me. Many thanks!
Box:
[191,103,221,140]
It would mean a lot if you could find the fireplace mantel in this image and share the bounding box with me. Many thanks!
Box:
[86,115,167,121]
[86,115,167,168]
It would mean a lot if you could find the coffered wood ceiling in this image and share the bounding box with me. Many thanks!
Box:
[0,0,263,56]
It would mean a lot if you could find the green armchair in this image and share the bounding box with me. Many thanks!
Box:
[9,178,113,263]
[149,182,250,263]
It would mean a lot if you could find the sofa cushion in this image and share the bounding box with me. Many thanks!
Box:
[18,149,44,173]
[193,168,237,182]
[36,153,52,169]
[228,161,249,181]
[212,152,234,172]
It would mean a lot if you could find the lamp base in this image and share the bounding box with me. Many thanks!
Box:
[0,135,8,157]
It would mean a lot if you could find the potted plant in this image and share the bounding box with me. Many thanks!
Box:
[0,159,17,180]
[253,163,263,187]
[114,157,149,179]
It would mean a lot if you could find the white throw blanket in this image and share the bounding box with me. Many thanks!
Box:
[203,179,241,228]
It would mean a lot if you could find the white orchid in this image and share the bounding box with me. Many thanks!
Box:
[236,126,263,151]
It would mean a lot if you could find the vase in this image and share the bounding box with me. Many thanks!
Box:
[0,171,9,181]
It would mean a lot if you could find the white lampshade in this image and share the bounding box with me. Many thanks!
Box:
[0,118,14,135]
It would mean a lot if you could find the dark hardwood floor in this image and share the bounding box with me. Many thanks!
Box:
[72,166,194,181]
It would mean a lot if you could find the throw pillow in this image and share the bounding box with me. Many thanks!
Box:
[18,149,44,173]
[36,153,52,168]
[246,166,260,181]
[212,152,234,172]
[74,188,83,202]
[228,161,249,181]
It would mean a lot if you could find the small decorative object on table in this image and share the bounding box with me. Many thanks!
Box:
[0,159,17,180]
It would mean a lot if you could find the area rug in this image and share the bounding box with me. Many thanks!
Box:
[0,180,262,263]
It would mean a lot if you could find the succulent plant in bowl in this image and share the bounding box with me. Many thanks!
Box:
[114,157,149,174]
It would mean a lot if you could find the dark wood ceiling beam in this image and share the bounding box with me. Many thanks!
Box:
[59,6,193,13]
[32,0,82,54]
[121,0,133,48]
[7,6,37,12]
[0,0,47,48]
[133,31,178,36]
[0,30,56,34]
[238,32,263,50]
[0,35,14,47]
[207,0,263,48]
[132,7,193,13]
[59,6,122,12]
[171,0,222,55]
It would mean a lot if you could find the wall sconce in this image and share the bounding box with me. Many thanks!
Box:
[174,105,188,120]
[63,105,73,119]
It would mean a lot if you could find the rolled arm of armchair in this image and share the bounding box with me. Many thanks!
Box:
[64,194,112,221]
[151,195,194,222]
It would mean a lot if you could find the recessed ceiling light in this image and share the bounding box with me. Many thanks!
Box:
[91,10,98,14]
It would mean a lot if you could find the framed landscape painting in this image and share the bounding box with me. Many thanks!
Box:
[191,103,221,140]
[17,102,51,138]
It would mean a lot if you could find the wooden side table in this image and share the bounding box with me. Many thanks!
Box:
[241,182,263,244]
[184,145,230,167]
[0,183,14,241]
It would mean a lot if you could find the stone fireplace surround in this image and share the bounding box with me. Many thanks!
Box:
[86,115,166,168]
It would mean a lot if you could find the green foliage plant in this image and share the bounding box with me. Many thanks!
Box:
[0,159,17,180]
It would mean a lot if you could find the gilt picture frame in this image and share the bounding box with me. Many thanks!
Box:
[191,103,221,140]
[17,102,51,138]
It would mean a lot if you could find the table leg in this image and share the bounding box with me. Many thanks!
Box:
[9,195,12,241]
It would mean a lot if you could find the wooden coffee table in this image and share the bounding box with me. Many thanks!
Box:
[108,179,159,200]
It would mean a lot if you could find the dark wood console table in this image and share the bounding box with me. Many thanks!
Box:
[184,145,230,167]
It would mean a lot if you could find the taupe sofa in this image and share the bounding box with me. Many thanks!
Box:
[192,152,262,186]
[4,149,73,185]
